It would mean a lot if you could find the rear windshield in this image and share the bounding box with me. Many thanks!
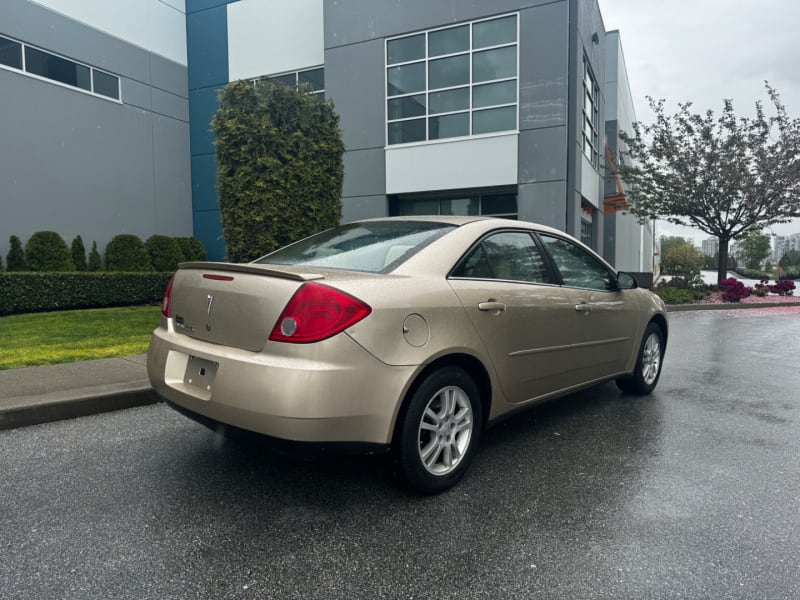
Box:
[253,221,456,273]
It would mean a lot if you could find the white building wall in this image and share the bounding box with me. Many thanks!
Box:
[385,134,518,195]
[227,0,324,80]
[30,0,187,64]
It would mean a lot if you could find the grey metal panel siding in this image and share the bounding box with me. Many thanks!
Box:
[0,0,191,259]
[518,1,568,131]
[518,127,567,184]
[342,196,390,223]
[324,0,561,48]
[518,181,567,230]
[342,149,386,199]
[324,39,386,152]
[2,0,151,83]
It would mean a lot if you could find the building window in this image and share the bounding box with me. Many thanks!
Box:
[395,191,517,219]
[580,219,592,246]
[0,35,22,70]
[386,14,518,146]
[582,58,599,166]
[0,34,120,101]
[253,67,325,99]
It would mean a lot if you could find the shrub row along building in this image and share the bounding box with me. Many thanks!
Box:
[0,0,654,271]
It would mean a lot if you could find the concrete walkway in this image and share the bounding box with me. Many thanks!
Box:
[0,355,156,430]
[1,299,799,431]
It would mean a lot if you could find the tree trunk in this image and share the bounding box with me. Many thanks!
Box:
[717,238,730,284]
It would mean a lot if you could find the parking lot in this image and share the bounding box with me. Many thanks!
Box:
[2,308,799,599]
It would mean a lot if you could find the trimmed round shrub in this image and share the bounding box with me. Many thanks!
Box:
[176,237,207,262]
[105,234,153,272]
[25,231,74,272]
[145,235,185,272]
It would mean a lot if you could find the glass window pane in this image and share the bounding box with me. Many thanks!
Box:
[93,70,119,99]
[388,94,426,119]
[399,199,440,215]
[388,118,426,144]
[429,25,469,57]
[481,194,517,215]
[429,113,469,140]
[0,35,22,69]
[387,34,425,64]
[441,197,479,216]
[428,54,469,90]
[473,15,517,49]
[472,46,517,82]
[482,232,552,283]
[299,68,324,91]
[473,80,516,108]
[25,46,90,90]
[540,235,613,290]
[387,62,425,96]
[273,73,296,87]
[473,106,516,134]
[429,88,469,114]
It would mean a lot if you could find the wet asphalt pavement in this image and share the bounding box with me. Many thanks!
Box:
[1,309,799,599]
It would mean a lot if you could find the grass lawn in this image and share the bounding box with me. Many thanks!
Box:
[0,305,161,370]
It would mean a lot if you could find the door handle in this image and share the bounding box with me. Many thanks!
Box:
[478,301,506,312]
[575,302,592,313]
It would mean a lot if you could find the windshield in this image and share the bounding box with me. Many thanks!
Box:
[253,221,456,273]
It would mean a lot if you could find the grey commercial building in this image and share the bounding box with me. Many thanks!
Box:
[1,0,652,271]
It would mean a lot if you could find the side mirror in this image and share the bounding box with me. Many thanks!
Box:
[617,272,639,290]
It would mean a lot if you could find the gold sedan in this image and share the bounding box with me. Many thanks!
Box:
[147,217,667,493]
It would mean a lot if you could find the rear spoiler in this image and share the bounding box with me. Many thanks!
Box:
[178,261,324,282]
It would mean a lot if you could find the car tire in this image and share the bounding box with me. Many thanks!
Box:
[396,367,482,494]
[616,322,664,395]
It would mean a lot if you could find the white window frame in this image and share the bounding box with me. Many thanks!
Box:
[384,13,520,147]
[251,66,325,98]
[582,57,600,166]
[0,33,121,102]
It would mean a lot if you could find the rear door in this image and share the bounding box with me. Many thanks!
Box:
[448,230,578,404]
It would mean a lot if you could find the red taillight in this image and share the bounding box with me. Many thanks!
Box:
[269,282,372,343]
[161,274,176,318]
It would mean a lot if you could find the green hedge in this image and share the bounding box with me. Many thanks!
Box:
[0,272,172,315]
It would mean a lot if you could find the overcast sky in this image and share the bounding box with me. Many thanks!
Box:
[599,0,800,246]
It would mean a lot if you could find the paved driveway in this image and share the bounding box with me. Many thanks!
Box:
[2,309,799,599]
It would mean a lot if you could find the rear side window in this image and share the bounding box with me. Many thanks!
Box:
[254,221,456,273]
[451,231,553,283]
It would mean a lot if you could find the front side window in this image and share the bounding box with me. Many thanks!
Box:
[386,14,518,145]
[452,231,553,284]
[540,234,614,291]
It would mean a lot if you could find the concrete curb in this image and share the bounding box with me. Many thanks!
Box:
[0,385,159,431]
[667,301,800,312]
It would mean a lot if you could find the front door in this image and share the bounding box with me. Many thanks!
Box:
[448,231,578,404]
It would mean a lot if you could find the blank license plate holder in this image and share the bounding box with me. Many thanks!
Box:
[183,356,219,392]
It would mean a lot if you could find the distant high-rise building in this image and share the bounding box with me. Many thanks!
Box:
[701,237,719,257]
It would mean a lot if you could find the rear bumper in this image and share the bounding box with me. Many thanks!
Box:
[147,326,417,445]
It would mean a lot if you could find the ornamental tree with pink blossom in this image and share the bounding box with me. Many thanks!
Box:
[617,84,800,284]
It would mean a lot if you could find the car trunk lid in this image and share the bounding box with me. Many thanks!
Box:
[169,262,324,352]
